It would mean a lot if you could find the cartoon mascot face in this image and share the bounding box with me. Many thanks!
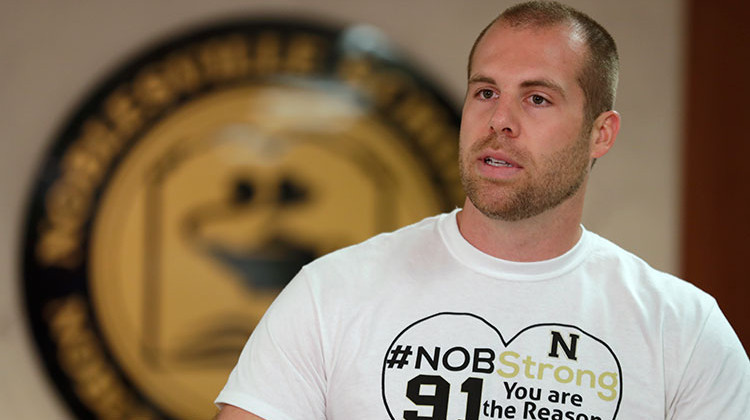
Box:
[88,83,445,417]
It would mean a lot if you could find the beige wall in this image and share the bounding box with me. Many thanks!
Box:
[0,0,683,417]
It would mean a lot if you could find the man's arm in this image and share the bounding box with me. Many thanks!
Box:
[667,303,750,418]
[214,268,327,419]
[214,404,264,420]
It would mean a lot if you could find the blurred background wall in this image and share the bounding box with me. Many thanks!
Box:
[1,0,744,418]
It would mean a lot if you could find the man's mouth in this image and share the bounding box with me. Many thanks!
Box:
[484,156,515,167]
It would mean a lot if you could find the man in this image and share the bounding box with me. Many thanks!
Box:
[215,2,750,419]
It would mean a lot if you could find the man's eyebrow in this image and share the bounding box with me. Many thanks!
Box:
[467,74,496,85]
[520,79,566,98]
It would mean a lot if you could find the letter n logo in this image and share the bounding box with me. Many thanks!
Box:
[548,331,579,361]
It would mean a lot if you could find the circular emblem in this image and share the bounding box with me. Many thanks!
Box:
[23,19,462,419]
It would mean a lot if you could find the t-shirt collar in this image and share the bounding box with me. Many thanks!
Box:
[438,208,591,281]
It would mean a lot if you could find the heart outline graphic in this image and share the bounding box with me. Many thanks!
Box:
[381,312,623,420]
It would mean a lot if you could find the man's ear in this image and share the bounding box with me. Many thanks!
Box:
[589,110,620,159]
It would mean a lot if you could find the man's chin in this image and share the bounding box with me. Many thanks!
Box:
[466,193,527,222]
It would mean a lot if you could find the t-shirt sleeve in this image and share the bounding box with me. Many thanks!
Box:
[668,303,750,419]
[215,267,327,420]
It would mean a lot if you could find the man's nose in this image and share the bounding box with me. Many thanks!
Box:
[488,96,520,137]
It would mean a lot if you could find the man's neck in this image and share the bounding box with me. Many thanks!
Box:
[456,193,585,262]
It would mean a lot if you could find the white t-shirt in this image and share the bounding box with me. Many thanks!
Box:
[216,210,750,419]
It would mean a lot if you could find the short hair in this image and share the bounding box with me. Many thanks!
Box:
[468,1,619,125]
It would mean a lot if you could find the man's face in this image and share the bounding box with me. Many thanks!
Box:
[459,22,594,221]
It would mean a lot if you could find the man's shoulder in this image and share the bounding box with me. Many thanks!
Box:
[585,229,716,309]
[305,211,451,270]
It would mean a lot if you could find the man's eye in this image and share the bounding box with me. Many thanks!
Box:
[479,89,495,99]
[531,95,547,105]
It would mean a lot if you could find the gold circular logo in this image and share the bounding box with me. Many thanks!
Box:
[24,20,462,419]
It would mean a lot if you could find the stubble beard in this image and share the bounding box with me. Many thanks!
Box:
[459,129,592,222]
